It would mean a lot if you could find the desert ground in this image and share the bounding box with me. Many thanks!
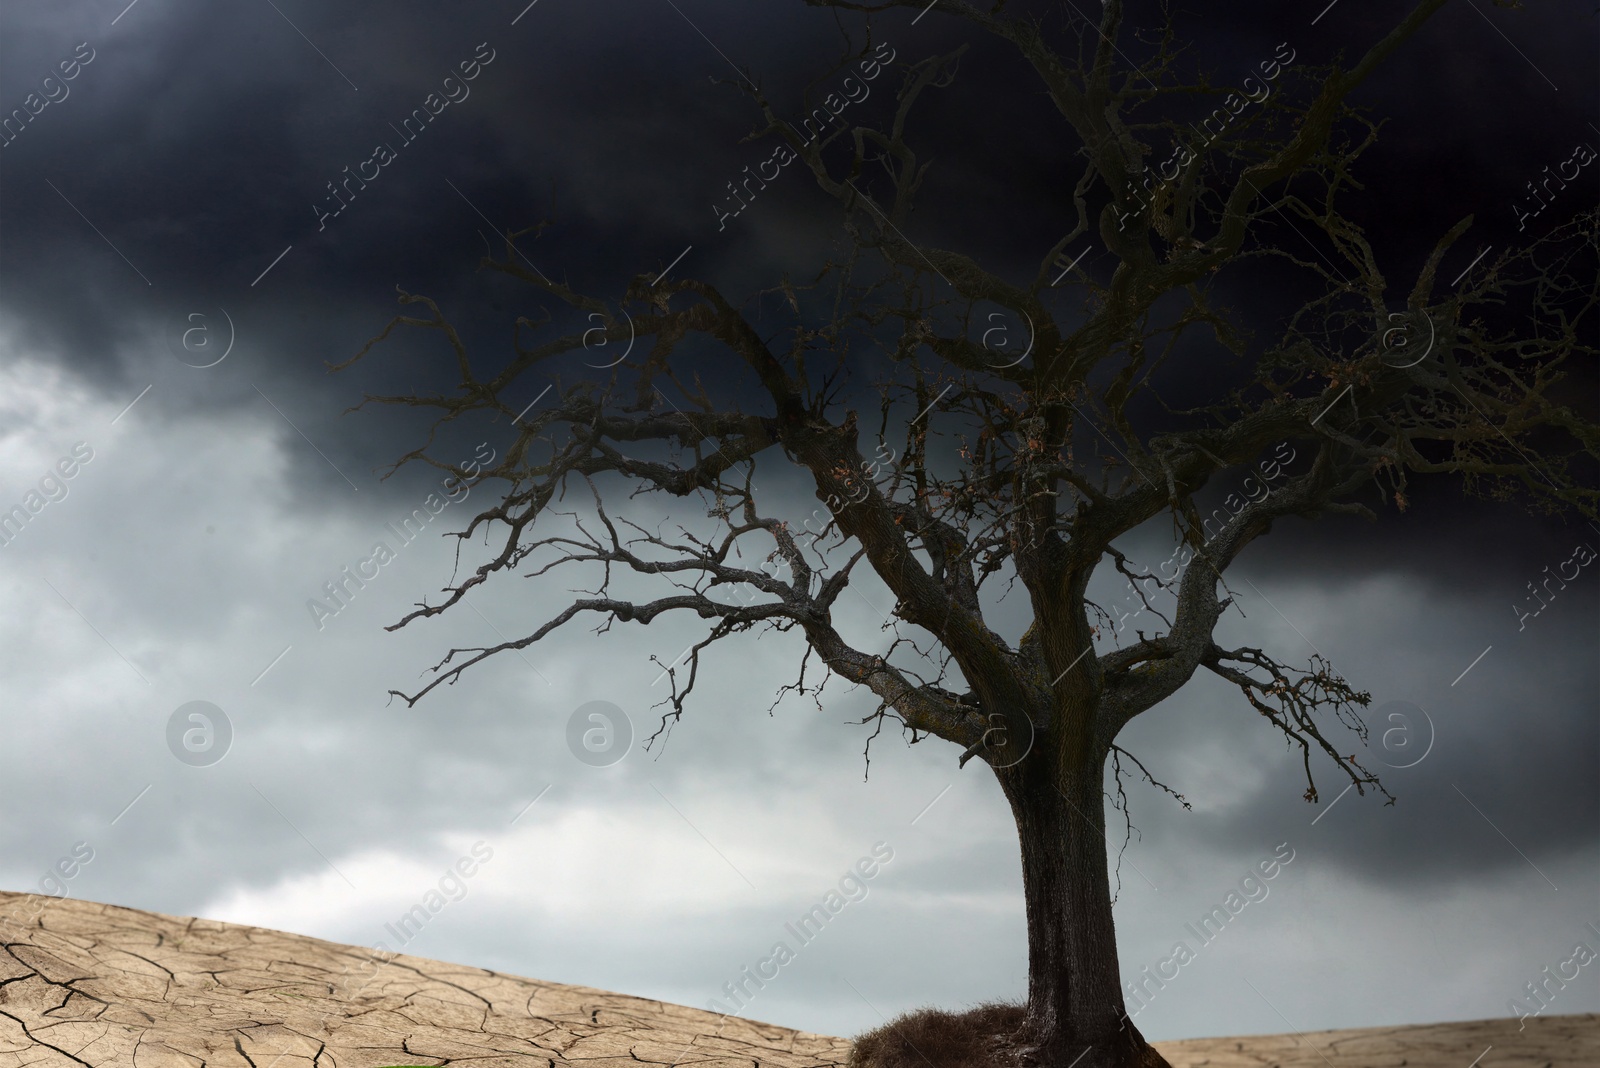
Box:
[0,890,1591,1067]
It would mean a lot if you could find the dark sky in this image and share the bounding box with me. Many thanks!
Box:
[0,0,1595,1045]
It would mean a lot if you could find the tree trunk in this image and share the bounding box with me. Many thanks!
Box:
[997,750,1171,1068]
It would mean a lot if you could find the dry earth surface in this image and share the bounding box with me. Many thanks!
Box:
[0,891,1592,1067]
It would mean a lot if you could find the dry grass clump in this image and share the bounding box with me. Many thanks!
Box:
[848,1000,1028,1068]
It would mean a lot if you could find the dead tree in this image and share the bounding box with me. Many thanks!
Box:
[332,1,1597,1065]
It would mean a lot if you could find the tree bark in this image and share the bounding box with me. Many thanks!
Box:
[997,746,1171,1068]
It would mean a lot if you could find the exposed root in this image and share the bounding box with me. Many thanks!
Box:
[848,1002,1173,1068]
[847,1001,1028,1068]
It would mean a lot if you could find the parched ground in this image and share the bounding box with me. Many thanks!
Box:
[1158,1013,1595,1068]
[0,890,1592,1067]
[0,890,851,1067]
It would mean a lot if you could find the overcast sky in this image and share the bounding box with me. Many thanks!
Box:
[0,0,1596,1049]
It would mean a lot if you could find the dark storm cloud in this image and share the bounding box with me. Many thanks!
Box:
[4,0,907,515]
[4,0,1590,444]
[1114,584,1599,882]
